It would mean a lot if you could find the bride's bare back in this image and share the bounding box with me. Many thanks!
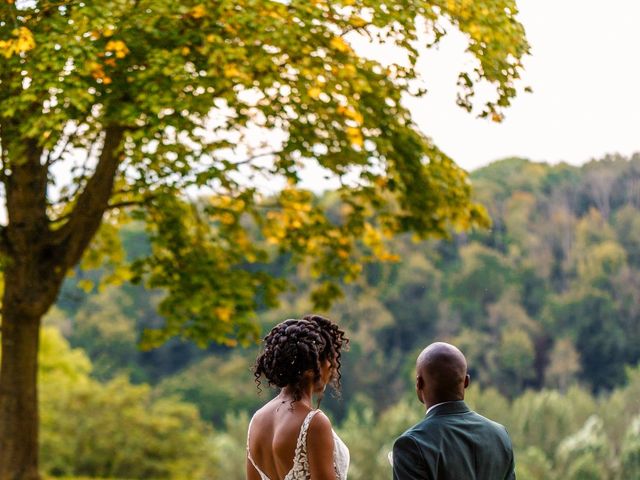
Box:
[246,397,336,480]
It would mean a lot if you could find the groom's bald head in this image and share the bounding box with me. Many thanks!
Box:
[415,342,469,408]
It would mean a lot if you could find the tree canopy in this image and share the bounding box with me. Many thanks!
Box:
[0,1,529,477]
[0,0,529,345]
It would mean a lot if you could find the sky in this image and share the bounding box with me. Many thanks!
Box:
[385,0,640,172]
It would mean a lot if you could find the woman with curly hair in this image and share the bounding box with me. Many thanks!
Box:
[247,314,350,480]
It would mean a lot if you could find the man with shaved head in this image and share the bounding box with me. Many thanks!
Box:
[392,342,515,480]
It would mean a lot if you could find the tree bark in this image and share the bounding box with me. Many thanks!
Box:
[0,258,61,480]
[0,304,42,480]
[0,135,49,480]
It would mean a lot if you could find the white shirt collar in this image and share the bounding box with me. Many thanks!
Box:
[426,400,456,415]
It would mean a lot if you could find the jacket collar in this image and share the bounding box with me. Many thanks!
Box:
[425,400,470,419]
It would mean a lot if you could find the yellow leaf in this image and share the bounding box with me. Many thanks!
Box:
[338,106,363,124]
[345,127,364,147]
[223,23,237,34]
[77,279,94,293]
[349,15,367,28]
[330,36,352,53]
[105,40,129,59]
[362,223,381,248]
[214,307,233,323]
[259,8,282,19]
[219,212,236,225]
[189,4,207,19]
[1,27,35,58]
[224,64,242,78]
[0,40,12,58]
[378,252,401,262]
[308,86,322,99]
[337,249,349,259]
[342,64,357,78]
[88,61,113,84]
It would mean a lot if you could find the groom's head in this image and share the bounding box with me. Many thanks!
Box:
[415,342,470,408]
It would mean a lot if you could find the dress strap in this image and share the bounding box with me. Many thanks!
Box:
[292,410,321,467]
[246,414,254,450]
[297,410,320,448]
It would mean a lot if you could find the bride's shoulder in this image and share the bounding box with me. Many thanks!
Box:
[248,404,272,429]
[306,410,335,465]
[307,409,333,436]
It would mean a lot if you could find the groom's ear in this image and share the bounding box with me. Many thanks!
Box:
[464,374,470,389]
[416,375,425,404]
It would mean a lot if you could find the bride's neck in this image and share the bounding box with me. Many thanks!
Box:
[280,385,314,407]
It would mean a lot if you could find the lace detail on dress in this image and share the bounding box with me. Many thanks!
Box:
[283,410,320,480]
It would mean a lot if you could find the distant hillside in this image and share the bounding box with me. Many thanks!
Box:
[48,153,640,421]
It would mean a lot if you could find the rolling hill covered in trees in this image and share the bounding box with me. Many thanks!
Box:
[42,154,640,478]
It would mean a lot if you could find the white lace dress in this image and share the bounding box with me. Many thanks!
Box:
[247,410,349,480]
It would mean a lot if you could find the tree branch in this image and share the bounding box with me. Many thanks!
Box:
[0,226,9,256]
[0,124,8,183]
[51,125,125,269]
[106,199,153,210]
[49,197,154,225]
[232,150,279,167]
[45,123,79,167]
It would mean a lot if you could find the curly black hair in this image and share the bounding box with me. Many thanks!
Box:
[253,314,348,406]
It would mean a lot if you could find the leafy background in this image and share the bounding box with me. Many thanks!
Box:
[39,155,640,479]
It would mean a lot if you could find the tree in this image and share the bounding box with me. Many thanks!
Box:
[38,327,215,478]
[156,353,263,426]
[449,242,514,326]
[620,415,640,478]
[0,0,529,476]
[544,338,581,392]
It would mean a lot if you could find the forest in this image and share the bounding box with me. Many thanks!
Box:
[40,154,640,479]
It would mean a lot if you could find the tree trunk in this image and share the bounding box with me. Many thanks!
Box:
[0,125,123,479]
[0,304,42,480]
[0,134,49,480]
[0,259,64,480]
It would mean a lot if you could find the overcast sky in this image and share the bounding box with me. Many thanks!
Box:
[401,0,640,172]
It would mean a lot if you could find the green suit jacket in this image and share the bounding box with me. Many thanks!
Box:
[392,401,515,480]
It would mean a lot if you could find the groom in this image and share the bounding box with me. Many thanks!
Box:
[392,342,516,480]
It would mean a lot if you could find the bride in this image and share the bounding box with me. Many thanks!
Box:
[247,315,350,480]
